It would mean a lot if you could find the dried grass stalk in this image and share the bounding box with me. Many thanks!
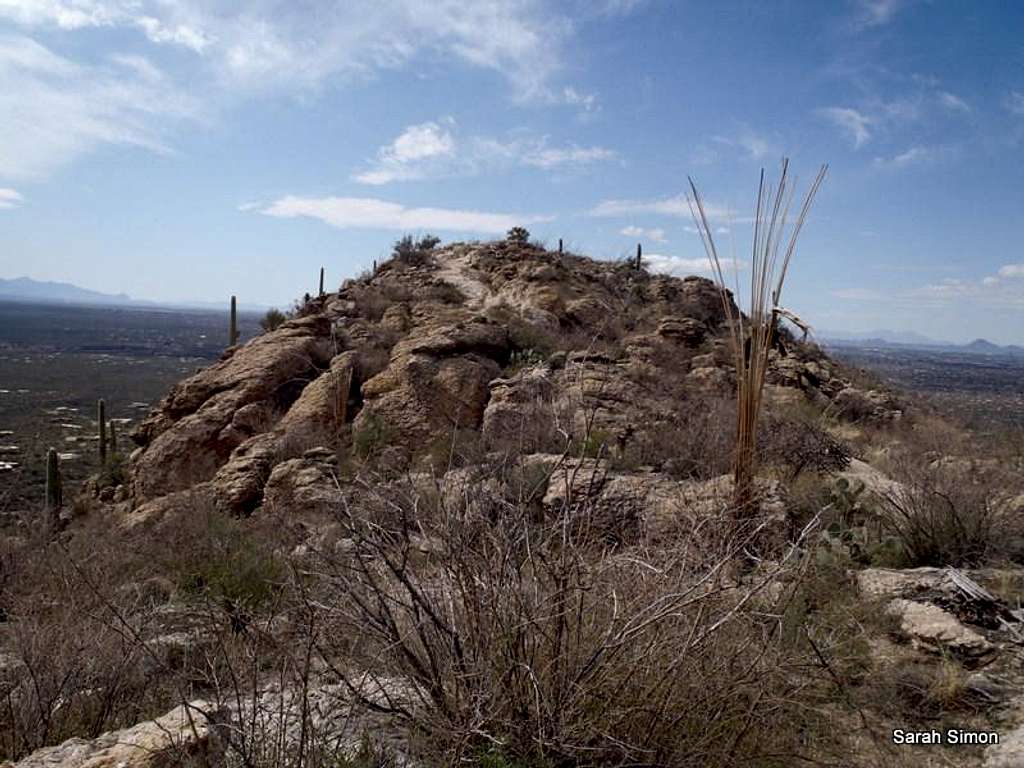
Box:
[688,158,827,516]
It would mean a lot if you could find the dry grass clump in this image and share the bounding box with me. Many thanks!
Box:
[879,461,1007,567]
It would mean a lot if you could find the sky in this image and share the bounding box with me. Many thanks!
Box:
[1,0,1023,343]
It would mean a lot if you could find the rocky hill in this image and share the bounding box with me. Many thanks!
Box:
[4,238,1024,768]
[117,239,893,525]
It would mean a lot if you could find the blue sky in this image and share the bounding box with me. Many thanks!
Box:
[1,1,1023,342]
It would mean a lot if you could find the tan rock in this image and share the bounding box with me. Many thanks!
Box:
[262,458,343,512]
[356,319,506,449]
[131,316,333,500]
[887,598,996,667]
[12,700,220,767]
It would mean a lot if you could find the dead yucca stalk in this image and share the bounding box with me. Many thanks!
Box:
[688,159,827,517]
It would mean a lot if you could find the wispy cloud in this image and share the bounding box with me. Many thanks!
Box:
[938,91,971,113]
[589,193,736,221]
[856,0,904,28]
[619,225,665,242]
[645,253,744,277]
[0,34,200,179]
[1005,91,1024,116]
[0,0,212,50]
[872,145,946,169]
[831,287,888,301]
[255,195,552,234]
[715,130,776,159]
[0,188,22,209]
[353,121,615,185]
[998,263,1024,278]
[832,275,1024,311]
[560,86,598,113]
[0,1,588,101]
[817,107,872,147]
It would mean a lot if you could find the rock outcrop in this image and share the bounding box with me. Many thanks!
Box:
[114,240,889,525]
[8,701,220,768]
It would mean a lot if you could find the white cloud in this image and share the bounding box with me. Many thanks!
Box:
[999,264,1024,278]
[353,122,615,184]
[560,86,598,112]
[135,16,213,52]
[353,120,457,185]
[645,253,744,277]
[256,195,552,234]
[0,187,22,208]
[817,107,872,147]
[0,3,636,177]
[712,130,776,160]
[832,287,887,301]
[872,145,934,169]
[589,194,737,221]
[0,34,200,179]
[856,0,903,28]
[520,144,614,169]
[938,91,971,113]
[620,225,665,242]
[829,271,1024,312]
[0,1,577,100]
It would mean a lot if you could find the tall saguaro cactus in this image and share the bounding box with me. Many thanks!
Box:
[229,295,239,347]
[97,398,107,464]
[109,419,118,455]
[45,447,62,520]
[635,243,642,270]
[319,267,325,297]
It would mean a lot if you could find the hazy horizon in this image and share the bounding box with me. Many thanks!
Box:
[1,2,1023,343]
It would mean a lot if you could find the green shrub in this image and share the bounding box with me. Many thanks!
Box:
[352,412,396,460]
[260,308,287,332]
[392,234,441,266]
[506,226,530,245]
[175,512,284,613]
[96,452,128,490]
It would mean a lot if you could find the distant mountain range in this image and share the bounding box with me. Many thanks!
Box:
[0,277,269,313]
[0,277,131,305]
[818,328,1024,358]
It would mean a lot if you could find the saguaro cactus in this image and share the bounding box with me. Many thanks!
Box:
[558,238,563,254]
[45,447,62,518]
[97,398,107,464]
[109,419,118,455]
[319,267,325,297]
[635,243,642,270]
[229,295,239,347]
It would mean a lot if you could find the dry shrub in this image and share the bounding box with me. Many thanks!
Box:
[617,395,735,479]
[759,411,852,481]
[880,461,1006,567]
[310,460,828,767]
[0,527,182,758]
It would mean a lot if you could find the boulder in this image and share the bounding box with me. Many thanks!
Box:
[262,458,343,512]
[657,316,707,346]
[10,700,221,767]
[131,317,333,500]
[356,319,506,448]
[887,598,996,667]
